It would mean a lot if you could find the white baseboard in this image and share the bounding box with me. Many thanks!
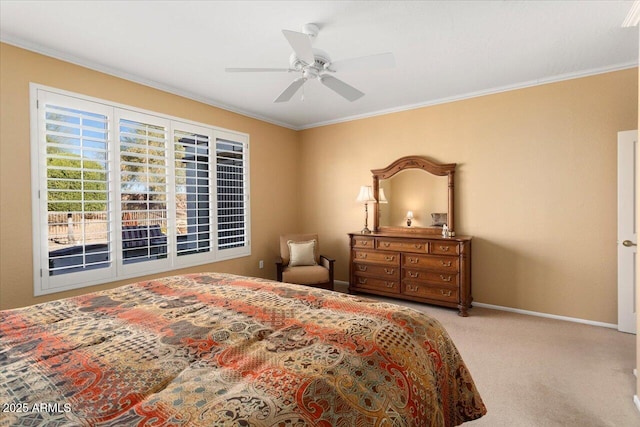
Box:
[472,302,618,329]
[336,281,619,329]
[634,395,640,414]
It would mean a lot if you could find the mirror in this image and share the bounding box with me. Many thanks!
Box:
[378,170,448,228]
[372,156,456,234]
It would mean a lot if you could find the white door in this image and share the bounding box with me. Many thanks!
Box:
[618,130,638,334]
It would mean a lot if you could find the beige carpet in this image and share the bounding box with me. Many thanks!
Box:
[335,284,640,426]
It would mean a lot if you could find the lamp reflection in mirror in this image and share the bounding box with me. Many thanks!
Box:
[356,185,376,234]
[378,188,388,204]
[406,210,414,227]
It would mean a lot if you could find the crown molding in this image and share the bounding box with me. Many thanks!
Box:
[2,34,637,132]
[0,35,299,130]
[298,61,639,130]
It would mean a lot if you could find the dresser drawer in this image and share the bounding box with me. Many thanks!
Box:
[353,275,400,293]
[403,282,459,303]
[402,269,459,286]
[353,263,400,278]
[430,241,460,255]
[403,253,459,272]
[352,250,400,266]
[376,238,428,253]
[352,236,375,249]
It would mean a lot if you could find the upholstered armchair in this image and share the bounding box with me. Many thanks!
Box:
[276,233,335,290]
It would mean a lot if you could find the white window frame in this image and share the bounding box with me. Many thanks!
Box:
[30,84,251,296]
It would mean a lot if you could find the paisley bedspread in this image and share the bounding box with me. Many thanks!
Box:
[0,272,485,426]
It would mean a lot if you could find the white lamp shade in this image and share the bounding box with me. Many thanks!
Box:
[378,188,388,203]
[356,185,376,203]
[406,210,414,219]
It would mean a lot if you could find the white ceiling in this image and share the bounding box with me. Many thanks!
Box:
[1,1,637,130]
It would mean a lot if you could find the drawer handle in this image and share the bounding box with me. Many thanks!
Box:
[408,271,419,278]
[385,282,395,288]
[360,241,369,246]
[385,255,395,262]
[441,260,452,267]
[358,278,368,284]
[358,265,368,272]
[407,284,418,292]
[414,244,423,249]
[440,275,452,282]
[358,253,368,259]
[439,246,450,252]
[408,257,419,264]
[441,290,452,297]
[384,268,395,275]
[382,242,390,247]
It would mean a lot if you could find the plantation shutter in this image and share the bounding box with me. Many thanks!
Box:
[174,126,213,262]
[118,114,170,269]
[216,136,249,254]
[33,86,251,295]
[44,103,112,278]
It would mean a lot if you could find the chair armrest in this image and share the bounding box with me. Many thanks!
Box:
[320,255,335,284]
[319,255,335,266]
[275,256,285,282]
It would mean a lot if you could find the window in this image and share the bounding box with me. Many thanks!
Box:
[31,85,250,295]
[216,136,249,252]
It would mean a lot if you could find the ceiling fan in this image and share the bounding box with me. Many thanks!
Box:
[225,23,395,103]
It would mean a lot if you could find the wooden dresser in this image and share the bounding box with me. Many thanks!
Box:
[348,231,473,316]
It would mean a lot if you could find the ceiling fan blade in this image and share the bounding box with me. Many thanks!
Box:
[274,77,306,103]
[330,52,395,72]
[319,75,364,102]
[225,67,292,72]
[282,29,315,65]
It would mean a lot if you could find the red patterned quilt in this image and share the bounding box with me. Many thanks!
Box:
[0,273,485,426]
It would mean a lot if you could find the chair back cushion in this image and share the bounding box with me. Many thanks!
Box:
[280,233,319,266]
[287,240,317,267]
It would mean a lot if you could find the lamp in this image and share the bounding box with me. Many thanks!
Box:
[406,210,414,227]
[356,185,376,234]
[378,188,388,204]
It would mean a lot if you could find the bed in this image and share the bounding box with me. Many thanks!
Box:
[0,272,485,426]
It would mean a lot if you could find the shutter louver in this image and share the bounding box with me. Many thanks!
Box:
[216,139,248,250]
[119,119,168,264]
[45,105,111,276]
[175,130,212,256]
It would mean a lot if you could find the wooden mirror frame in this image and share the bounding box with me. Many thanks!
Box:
[372,156,456,234]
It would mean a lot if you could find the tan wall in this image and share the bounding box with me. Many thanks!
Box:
[300,68,638,324]
[0,43,301,309]
[1,42,638,327]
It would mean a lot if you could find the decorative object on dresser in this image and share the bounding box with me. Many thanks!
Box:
[355,185,376,234]
[349,155,474,316]
[276,233,335,290]
[405,210,414,227]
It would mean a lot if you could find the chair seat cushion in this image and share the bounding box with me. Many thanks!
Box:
[282,265,329,285]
